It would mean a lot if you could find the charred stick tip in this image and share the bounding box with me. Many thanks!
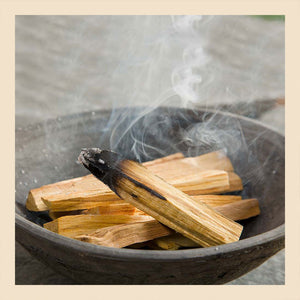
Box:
[78,148,103,167]
[77,148,124,189]
[77,148,167,201]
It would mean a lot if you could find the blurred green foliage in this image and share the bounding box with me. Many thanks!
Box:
[253,15,285,21]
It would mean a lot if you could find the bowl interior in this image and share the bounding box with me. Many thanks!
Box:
[15,107,285,241]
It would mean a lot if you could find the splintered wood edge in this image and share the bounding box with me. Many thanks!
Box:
[43,218,58,233]
[26,191,49,211]
[228,172,243,191]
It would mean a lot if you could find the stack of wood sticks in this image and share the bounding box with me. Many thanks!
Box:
[26,150,260,250]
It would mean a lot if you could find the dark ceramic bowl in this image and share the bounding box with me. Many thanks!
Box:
[15,107,285,284]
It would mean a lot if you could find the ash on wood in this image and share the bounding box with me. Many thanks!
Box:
[78,148,243,247]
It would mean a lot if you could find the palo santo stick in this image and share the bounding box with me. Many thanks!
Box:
[173,170,230,195]
[75,220,173,248]
[26,152,183,211]
[83,198,259,222]
[26,150,236,212]
[78,149,243,247]
[42,169,232,212]
[43,214,153,238]
[152,198,260,250]
[191,195,242,207]
[42,191,118,212]
[26,175,110,211]
[146,150,234,181]
[215,198,260,221]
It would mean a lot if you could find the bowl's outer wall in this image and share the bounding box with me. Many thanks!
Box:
[15,107,285,284]
[16,219,284,284]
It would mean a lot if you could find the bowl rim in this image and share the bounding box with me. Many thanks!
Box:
[15,107,285,261]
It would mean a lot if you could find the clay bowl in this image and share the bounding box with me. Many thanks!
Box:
[15,107,285,284]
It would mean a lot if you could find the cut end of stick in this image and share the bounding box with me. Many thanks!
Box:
[26,191,48,211]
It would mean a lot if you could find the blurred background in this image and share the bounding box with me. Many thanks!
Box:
[15,15,285,284]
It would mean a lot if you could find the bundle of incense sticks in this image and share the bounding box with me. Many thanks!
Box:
[26,150,260,249]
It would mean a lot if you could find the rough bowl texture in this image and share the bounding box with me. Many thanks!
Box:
[15,107,285,284]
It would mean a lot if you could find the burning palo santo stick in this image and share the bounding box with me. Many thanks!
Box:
[75,220,173,248]
[78,148,243,247]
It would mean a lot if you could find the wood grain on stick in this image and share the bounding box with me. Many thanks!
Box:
[151,198,260,250]
[75,220,173,248]
[43,214,153,238]
[115,160,243,247]
[75,199,259,249]
[215,198,260,221]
